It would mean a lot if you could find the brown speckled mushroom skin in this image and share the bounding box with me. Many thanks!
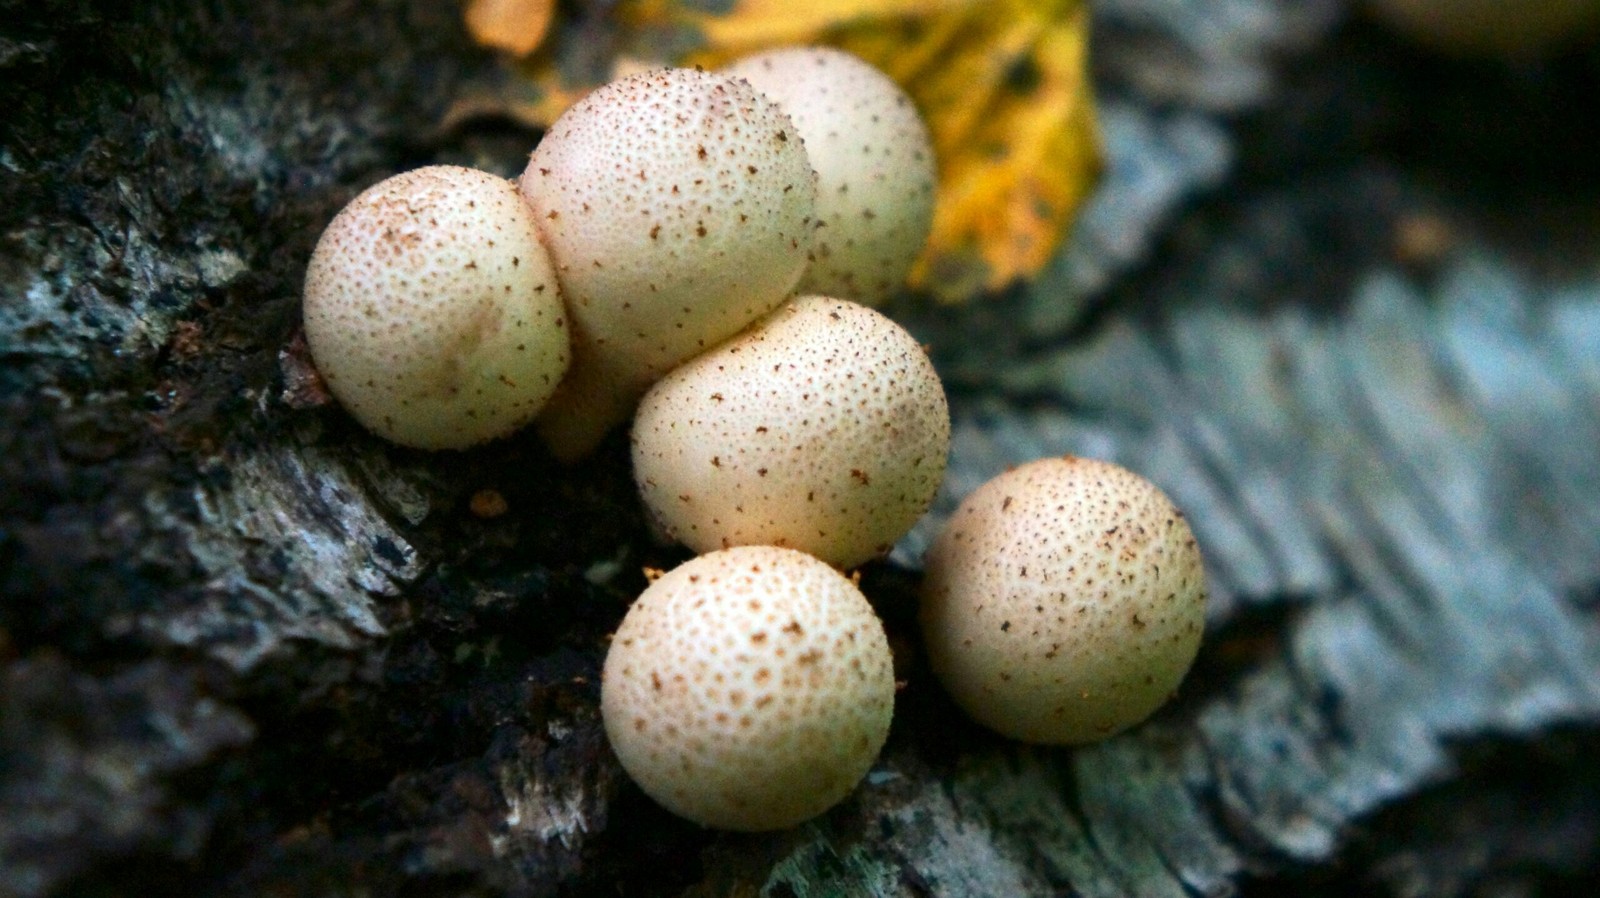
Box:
[600,546,896,831]
[725,47,936,307]
[631,295,950,570]
[302,165,569,450]
[519,68,817,460]
[920,456,1207,745]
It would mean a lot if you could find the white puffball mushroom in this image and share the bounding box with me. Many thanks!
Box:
[1364,0,1600,57]
[302,165,569,450]
[519,67,818,460]
[920,456,1206,745]
[632,296,950,570]
[601,545,896,831]
[724,47,935,307]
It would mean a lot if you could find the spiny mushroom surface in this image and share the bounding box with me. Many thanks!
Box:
[601,545,896,831]
[302,165,569,450]
[724,47,935,307]
[920,456,1206,745]
[632,295,950,570]
[519,67,817,460]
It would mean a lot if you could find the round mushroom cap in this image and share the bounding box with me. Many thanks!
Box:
[520,67,817,460]
[920,456,1206,744]
[302,165,569,450]
[632,296,950,570]
[724,47,935,307]
[601,545,896,831]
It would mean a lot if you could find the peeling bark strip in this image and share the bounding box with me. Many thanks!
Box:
[4,0,1600,897]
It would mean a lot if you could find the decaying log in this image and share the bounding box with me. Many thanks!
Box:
[3,1,1599,896]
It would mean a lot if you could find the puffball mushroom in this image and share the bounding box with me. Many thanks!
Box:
[302,165,569,450]
[601,545,896,831]
[920,456,1206,745]
[519,67,818,460]
[632,296,950,570]
[723,47,936,307]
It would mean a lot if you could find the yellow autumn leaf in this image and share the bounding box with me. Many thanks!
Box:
[464,0,1100,302]
[465,0,556,56]
[651,0,968,49]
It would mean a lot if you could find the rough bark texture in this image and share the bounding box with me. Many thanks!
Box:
[3,1,1599,896]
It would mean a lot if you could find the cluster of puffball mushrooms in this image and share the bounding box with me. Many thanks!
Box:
[301,48,1207,832]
